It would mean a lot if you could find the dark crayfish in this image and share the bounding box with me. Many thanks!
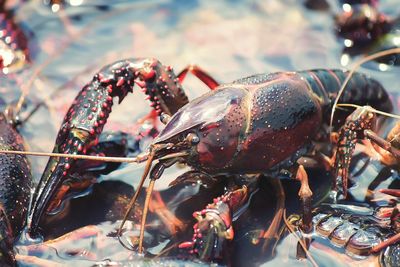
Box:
[335,0,400,65]
[0,0,31,74]
[20,57,394,255]
[0,109,32,266]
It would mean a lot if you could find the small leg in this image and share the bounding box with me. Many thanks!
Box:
[298,152,334,172]
[148,191,184,236]
[370,232,400,254]
[296,165,313,233]
[177,65,219,90]
[18,225,101,265]
[261,178,285,253]
[379,188,400,198]
[364,129,400,166]
[294,165,313,260]
[333,106,376,198]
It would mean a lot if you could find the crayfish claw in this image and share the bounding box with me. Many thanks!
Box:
[180,186,248,262]
[30,58,193,235]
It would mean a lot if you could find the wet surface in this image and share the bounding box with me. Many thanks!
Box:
[0,0,399,266]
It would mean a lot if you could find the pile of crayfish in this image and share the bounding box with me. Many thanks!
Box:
[1,1,400,266]
[0,48,399,266]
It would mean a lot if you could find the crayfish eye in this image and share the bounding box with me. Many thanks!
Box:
[185,132,200,145]
[160,113,171,125]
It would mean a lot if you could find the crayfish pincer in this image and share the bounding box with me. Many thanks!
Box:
[27,57,393,255]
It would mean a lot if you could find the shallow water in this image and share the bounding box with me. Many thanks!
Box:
[0,0,400,266]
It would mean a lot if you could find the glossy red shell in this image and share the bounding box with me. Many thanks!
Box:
[156,72,323,174]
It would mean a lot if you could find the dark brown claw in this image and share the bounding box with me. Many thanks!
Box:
[29,58,190,236]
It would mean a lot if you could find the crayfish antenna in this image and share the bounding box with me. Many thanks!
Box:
[118,150,155,236]
[138,178,156,254]
[0,149,147,163]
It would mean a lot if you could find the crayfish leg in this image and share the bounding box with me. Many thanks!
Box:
[294,165,313,259]
[363,128,400,166]
[333,106,377,199]
[261,178,285,253]
[177,65,219,90]
[148,191,184,236]
[295,165,313,233]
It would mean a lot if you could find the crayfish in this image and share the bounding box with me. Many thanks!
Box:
[335,0,400,66]
[8,54,395,261]
[0,0,31,74]
[306,0,400,66]
[0,106,32,265]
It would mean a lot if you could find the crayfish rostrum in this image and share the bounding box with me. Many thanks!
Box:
[8,57,395,258]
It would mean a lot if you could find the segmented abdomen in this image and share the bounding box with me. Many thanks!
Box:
[298,69,393,115]
[310,204,398,261]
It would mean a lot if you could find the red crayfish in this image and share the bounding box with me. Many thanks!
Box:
[0,107,33,265]
[13,55,396,258]
[0,0,31,74]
